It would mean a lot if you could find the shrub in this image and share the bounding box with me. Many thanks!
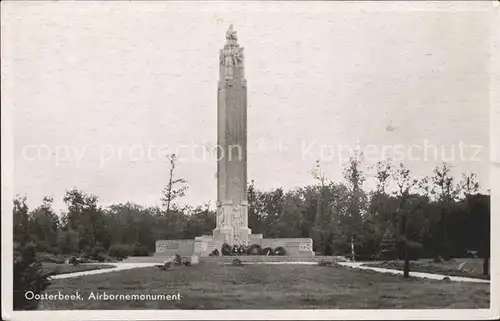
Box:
[94,253,107,262]
[231,258,243,266]
[262,247,273,256]
[90,243,107,262]
[221,243,232,256]
[69,257,79,266]
[354,254,376,261]
[247,244,262,255]
[108,244,132,260]
[378,233,397,260]
[317,260,332,266]
[47,246,61,255]
[396,240,422,261]
[13,243,52,310]
[274,247,286,256]
[35,252,65,264]
[174,254,183,265]
[465,249,478,258]
[57,229,80,255]
[131,244,150,257]
[76,257,91,263]
[433,256,444,263]
[442,253,452,261]
[158,261,172,271]
[34,242,50,254]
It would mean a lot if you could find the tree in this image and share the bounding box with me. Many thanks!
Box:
[13,243,52,310]
[368,159,396,259]
[379,230,397,260]
[430,163,461,259]
[29,197,60,252]
[342,151,368,255]
[464,193,489,276]
[10,155,489,271]
[161,153,188,215]
[459,172,480,197]
[13,195,31,246]
[374,159,393,195]
[62,189,109,252]
[106,202,167,252]
[310,160,328,253]
[261,188,285,238]
[57,229,80,255]
[182,202,216,239]
[248,180,264,234]
[392,163,419,277]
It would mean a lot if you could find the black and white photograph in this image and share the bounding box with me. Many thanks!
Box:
[2,1,499,320]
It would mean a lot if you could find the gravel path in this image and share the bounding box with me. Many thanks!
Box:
[225,261,317,265]
[338,262,490,283]
[49,263,158,280]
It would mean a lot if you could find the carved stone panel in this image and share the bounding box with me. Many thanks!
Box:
[194,240,207,252]
[217,207,226,228]
[299,241,313,252]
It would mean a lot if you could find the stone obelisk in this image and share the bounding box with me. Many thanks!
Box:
[212,25,251,246]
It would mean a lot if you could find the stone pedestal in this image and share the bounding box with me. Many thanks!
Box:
[213,199,251,246]
[212,227,233,245]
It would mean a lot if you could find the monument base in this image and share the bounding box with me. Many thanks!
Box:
[212,226,252,246]
[155,236,314,258]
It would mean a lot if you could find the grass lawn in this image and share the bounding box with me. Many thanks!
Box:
[38,263,489,309]
[41,263,116,276]
[364,258,490,280]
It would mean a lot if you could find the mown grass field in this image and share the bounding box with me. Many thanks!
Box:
[364,258,490,280]
[38,263,489,309]
[41,263,116,276]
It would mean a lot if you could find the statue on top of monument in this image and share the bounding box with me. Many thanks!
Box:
[226,24,238,42]
[219,24,244,70]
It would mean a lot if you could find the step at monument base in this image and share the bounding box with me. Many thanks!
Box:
[121,255,342,264]
[154,237,314,258]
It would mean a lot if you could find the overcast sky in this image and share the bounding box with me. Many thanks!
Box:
[2,1,494,212]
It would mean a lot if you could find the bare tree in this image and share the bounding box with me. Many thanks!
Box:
[161,154,188,215]
[311,160,328,223]
[310,160,328,254]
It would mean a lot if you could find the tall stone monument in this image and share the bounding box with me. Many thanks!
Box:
[154,26,314,257]
[212,25,251,246]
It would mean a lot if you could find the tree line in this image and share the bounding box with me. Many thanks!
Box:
[13,154,490,265]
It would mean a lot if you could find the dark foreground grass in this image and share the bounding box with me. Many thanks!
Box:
[38,263,489,310]
[41,263,116,276]
[364,258,490,280]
